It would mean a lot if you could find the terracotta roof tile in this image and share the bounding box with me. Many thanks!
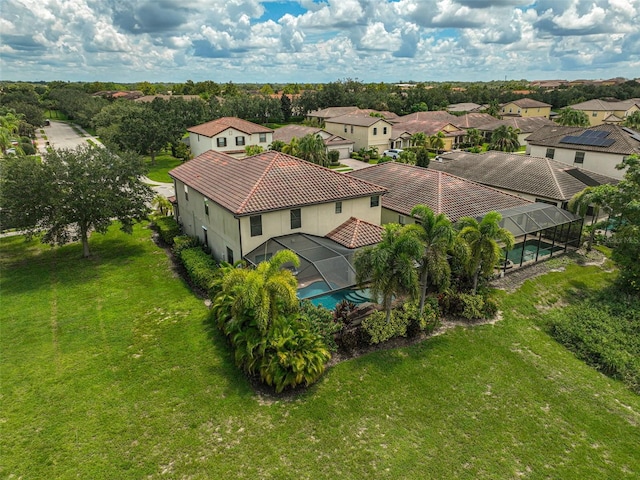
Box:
[454,113,497,129]
[431,151,618,201]
[348,163,530,222]
[326,217,383,249]
[503,98,552,108]
[476,116,555,133]
[169,150,386,216]
[187,117,273,137]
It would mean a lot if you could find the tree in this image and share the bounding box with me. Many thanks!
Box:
[245,145,264,156]
[269,140,286,152]
[406,205,456,314]
[282,136,300,157]
[466,128,484,148]
[489,125,520,152]
[119,105,171,164]
[568,185,616,251]
[428,131,446,152]
[622,111,640,130]
[411,132,427,147]
[457,211,515,294]
[222,250,300,334]
[297,134,329,166]
[396,150,417,164]
[0,111,23,155]
[556,107,590,127]
[415,147,430,168]
[280,93,293,122]
[0,145,153,257]
[354,224,423,322]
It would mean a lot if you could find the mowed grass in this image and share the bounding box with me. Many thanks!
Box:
[1,225,639,479]
[144,154,182,183]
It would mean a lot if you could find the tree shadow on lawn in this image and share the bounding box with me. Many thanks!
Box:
[0,236,149,296]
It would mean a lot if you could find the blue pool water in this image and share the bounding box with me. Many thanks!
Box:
[297,281,371,310]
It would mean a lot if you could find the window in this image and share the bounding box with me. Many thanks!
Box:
[370,195,380,207]
[236,136,245,146]
[290,208,301,229]
[259,133,267,143]
[373,127,378,135]
[226,247,234,264]
[344,125,347,133]
[574,151,585,164]
[383,127,387,134]
[202,227,208,247]
[350,126,354,134]
[204,198,209,216]
[592,111,598,117]
[546,148,555,159]
[217,137,227,147]
[335,201,342,214]
[184,185,189,201]
[398,215,406,225]
[250,215,262,237]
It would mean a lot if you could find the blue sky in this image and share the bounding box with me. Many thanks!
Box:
[1,0,638,84]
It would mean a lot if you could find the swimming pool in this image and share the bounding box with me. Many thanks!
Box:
[505,239,564,264]
[297,280,371,310]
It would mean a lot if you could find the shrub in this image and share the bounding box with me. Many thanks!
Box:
[333,299,358,327]
[299,300,342,352]
[482,297,500,318]
[259,316,331,393]
[328,150,340,165]
[395,301,439,337]
[20,142,36,155]
[172,235,197,256]
[362,310,411,345]
[458,293,485,320]
[178,246,218,292]
[438,291,488,320]
[154,215,181,245]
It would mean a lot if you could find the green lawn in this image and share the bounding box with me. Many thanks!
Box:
[2,226,639,479]
[144,154,182,183]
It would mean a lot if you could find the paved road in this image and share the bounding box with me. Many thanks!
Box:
[38,121,175,198]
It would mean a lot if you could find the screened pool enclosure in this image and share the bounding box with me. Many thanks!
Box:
[493,203,584,272]
[245,233,360,298]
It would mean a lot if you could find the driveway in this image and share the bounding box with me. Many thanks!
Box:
[339,158,374,171]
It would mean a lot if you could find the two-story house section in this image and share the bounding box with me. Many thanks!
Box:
[324,113,394,153]
[500,98,552,119]
[168,150,387,264]
[526,124,640,180]
[187,117,274,158]
[567,98,640,126]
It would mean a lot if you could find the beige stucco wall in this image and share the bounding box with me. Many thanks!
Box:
[239,197,382,254]
[501,103,551,119]
[529,145,626,180]
[325,119,392,152]
[189,129,273,157]
[173,179,242,263]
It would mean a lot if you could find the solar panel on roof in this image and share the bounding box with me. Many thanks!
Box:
[560,135,614,147]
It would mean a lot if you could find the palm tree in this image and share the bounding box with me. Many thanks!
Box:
[282,136,300,157]
[297,133,329,167]
[406,205,456,315]
[556,107,590,127]
[428,131,446,153]
[457,211,515,294]
[489,125,520,152]
[269,139,286,152]
[622,111,640,130]
[223,249,300,334]
[354,223,423,322]
[568,185,616,251]
[466,128,484,148]
[411,132,428,148]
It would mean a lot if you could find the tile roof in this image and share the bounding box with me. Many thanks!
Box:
[169,150,386,216]
[525,124,640,155]
[309,107,398,120]
[569,98,640,111]
[390,120,465,138]
[503,98,552,108]
[454,113,497,129]
[394,111,459,124]
[325,113,394,127]
[476,116,556,133]
[326,217,383,249]
[273,125,353,146]
[135,94,202,102]
[348,162,530,222]
[187,117,273,137]
[431,151,618,201]
[447,103,483,113]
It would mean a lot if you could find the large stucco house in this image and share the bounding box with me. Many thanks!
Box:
[168,150,386,264]
[526,124,640,180]
[500,98,552,119]
[567,98,640,126]
[272,125,354,159]
[187,117,274,158]
[324,114,394,152]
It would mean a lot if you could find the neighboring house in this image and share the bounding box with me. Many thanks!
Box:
[525,124,640,180]
[389,120,466,151]
[431,150,618,207]
[187,117,273,158]
[324,113,394,152]
[307,107,398,124]
[348,162,531,225]
[567,98,640,126]
[454,112,497,130]
[272,124,355,159]
[500,98,552,119]
[447,102,485,113]
[168,150,387,263]
[134,94,202,103]
[475,116,556,146]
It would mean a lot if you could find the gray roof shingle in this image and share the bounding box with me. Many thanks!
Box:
[525,124,640,155]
